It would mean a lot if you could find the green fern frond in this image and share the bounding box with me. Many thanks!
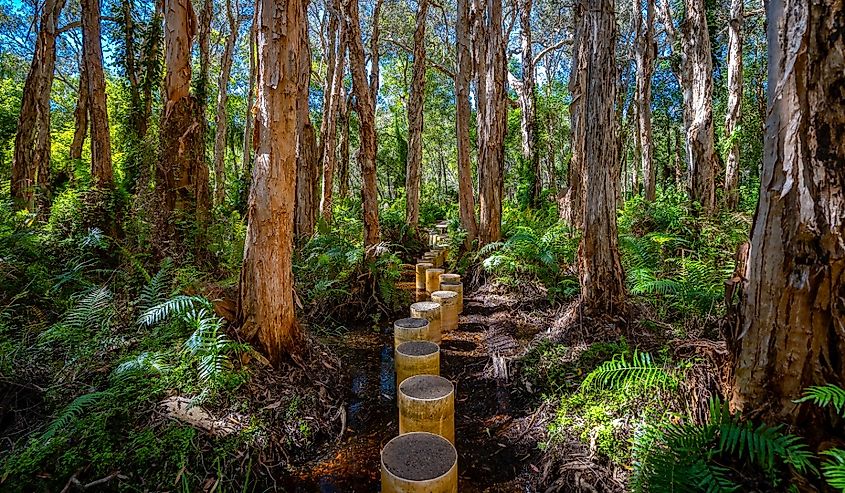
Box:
[138,258,173,313]
[40,391,109,443]
[821,448,845,491]
[796,385,845,417]
[137,295,210,328]
[580,351,677,392]
[111,352,171,381]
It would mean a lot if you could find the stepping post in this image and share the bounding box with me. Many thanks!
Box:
[410,301,441,342]
[381,432,456,493]
[425,268,445,293]
[393,317,431,348]
[395,340,440,386]
[415,262,433,291]
[439,281,463,314]
[431,291,459,333]
[398,375,455,444]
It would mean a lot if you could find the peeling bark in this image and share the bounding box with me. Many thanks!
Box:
[456,0,478,244]
[405,0,429,228]
[238,0,305,364]
[295,10,319,238]
[70,64,89,161]
[319,2,346,223]
[82,0,113,189]
[519,0,540,207]
[730,0,845,432]
[212,0,239,206]
[635,0,656,201]
[560,0,585,228]
[723,0,743,209]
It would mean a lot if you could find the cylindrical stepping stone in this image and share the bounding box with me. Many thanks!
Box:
[395,340,439,386]
[410,301,441,342]
[422,252,440,268]
[415,262,433,290]
[381,432,457,493]
[439,281,463,314]
[439,273,460,285]
[431,291,458,333]
[398,375,455,444]
[425,268,445,293]
[394,317,431,347]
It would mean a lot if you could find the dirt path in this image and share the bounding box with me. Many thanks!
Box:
[282,288,547,492]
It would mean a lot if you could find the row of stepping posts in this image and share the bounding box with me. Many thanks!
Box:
[380,225,463,492]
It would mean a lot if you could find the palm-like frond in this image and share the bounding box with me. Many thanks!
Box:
[580,351,677,392]
[138,258,173,313]
[821,449,845,491]
[137,295,210,328]
[796,385,845,417]
[111,352,171,381]
[40,391,109,444]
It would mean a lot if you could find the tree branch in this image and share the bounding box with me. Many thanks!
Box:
[384,38,455,78]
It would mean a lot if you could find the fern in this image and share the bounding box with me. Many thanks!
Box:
[821,449,845,491]
[581,351,678,392]
[40,286,114,347]
[137,295,210,328]
[40,391,109,444]
[138,258,173,314]
[632,399,816,493]
[796,385,845,417]
[111,352,171,382]
[182,309,238,383]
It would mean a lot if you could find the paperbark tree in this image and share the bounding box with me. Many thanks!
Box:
[319,1,346,223]
[157,0,210,244]
[343,0,380,249]
[405,0,429,229]
[634,0,656,201]
[239,0,306,364]
[723,0,743,209]
[212,0,239,206]
[680,0,717,213]
[337,88,351,200]
[455,0,478,244]
[576,0,626,315]
[294,10,319,238]
[474,0,507,245]
[241,11,256,175]
[81,0,113,189]
[559,0,585,228]
[519,0,540,207]
[70,64,89,161]
[11,0,67,211]
[730,0,844,429]
[196,0,212,134]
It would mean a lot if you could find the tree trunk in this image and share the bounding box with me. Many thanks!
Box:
[197,0,212,133]
[238,0,305,365]
[11,0,66,211]
[723,0,743,209]
[294,12,319,238]
[81,0,113,189]
[319,5,346,223]
[635,0,657,201]
[680,0,717,213]
[405,0,428,229]
[560,0,585,228]
[337,88,351,200]
[456,0,478,244]
[70,64,89,161]
[576,0,626,315]
[519,0,540,207]
[730,0,845,432]
[344,0,380,249]
[475,0,507,245]
[212,0,238,206]
[139,0,163,142]
[157,0,210,244]
[241,12,256,176]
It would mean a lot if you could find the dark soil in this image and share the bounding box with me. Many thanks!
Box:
[381,432,456,481]
[400,374,453,400]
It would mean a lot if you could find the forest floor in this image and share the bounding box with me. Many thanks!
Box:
[282,280,553,492]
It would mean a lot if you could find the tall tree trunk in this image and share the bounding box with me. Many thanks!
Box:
[635,0,657,201]
[239,0,305,365]
[157,0,210,244]
[294,10,319,238]
[11,0,66,211]
[70,64,89,161]
[139,0,163,142]
[197,0,212,136]
[212,0,239,206]
[405,0,428,229]
[519,0,540,207]
[241,12,257,175]
[456,0,478,244]
[81,0,113,189]
[475,0,507,245]
[730,0,844,432]
[680,0,717,213]
[337,88,351,200]
[576,0,626,315]
[344,0,380,249]
[560,0,585,228]
[319,5,346,223]
[723,0,743,209]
